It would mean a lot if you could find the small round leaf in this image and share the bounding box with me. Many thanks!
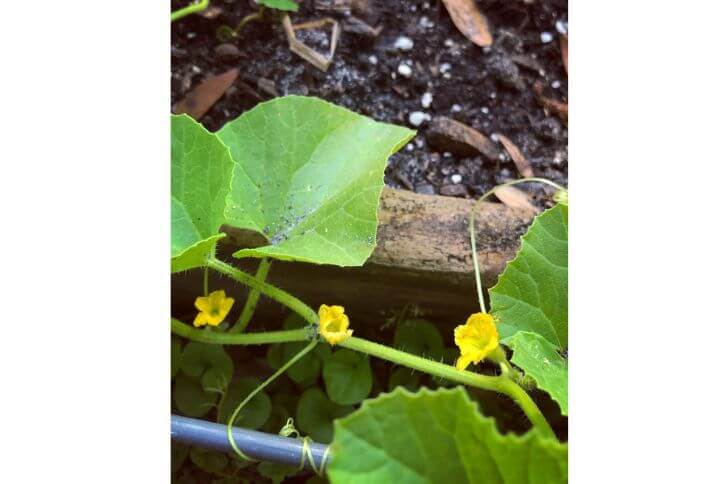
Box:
[388,367,421,392]
[189,447,228,474]
[323,349,373,405]
[393,318,444,360]
[174,375,217,418]
[180,342,233,384]
[296,387,353,443]
[172,337,182,379]
[218,376,272,430]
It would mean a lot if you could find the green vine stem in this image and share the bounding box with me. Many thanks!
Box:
[340,336,555,439]
[201,256,556,438]
[208,257,318,326]
[469,177,565,313]
[171,0,210,22]
[227,340,318,461]
[172,318,308,345]
[230,258,272,334]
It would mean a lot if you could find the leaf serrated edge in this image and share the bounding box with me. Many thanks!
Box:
[330,385,566,458]
[220,95,416,267]
[509,331,568,416]
[489,203,568,347]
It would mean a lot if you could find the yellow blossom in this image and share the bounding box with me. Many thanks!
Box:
[318,304,353,345]
[193,290,235,327]
[454,312,499,371]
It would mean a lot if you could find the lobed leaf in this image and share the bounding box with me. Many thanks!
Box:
[327,386,567,484]
[218,96,414,266]
[509,331,568,415]
[171,114,234,272]
[489,203,568,349]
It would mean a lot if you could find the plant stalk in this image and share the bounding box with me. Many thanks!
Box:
[340,336,555,439]
[203,257,556,438]
[230,258,272,333]
[208,257,318,326]
[171,0,210,22]
[171,318,308,345]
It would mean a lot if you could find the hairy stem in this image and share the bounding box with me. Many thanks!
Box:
[171,318,308,345]
[171,0,209,22]
[230,258,272,333]
[208,257,318,326]
[340,336,555,439]
[202,256,556,438]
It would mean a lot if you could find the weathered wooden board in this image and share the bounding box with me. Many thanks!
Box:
[172,188,535,326]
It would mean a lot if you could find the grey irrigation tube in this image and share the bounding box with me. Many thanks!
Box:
[171,415,330,471]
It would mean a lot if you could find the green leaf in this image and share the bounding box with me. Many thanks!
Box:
[219,376,272,430]
[257,461,299,484]
[509,331,568,415]
[327,387,567,484]
[393,318,444,360]
[171,114,234,272]
[296,387,353,443]
[172,337,182,378]
[267,313,321,385]
[218,96,415,266]
[190,447,229,475]
[323,349,373,405]
[256,0,299,11]
[172,443,189,473]
[201,367,230,393]
[388,367,421,392]
[180,342,234,385]
[174,375,217,418]
[489,203,568,349]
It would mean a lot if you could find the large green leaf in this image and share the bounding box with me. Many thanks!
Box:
[327,387,567,484]
[489,203,568,349]
[171,114,234,272]
[509,331,568,415]
[218,96,415,266]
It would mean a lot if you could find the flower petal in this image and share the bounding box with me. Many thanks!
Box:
[193,312,208,327]
[456,355,472,371]
[194,295,211,313]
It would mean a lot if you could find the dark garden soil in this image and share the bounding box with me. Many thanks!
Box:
[171,0,568,206]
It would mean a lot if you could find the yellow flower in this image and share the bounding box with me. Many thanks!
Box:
[454,312,499,371]
[318,304,353,345]
[193,290,235,327]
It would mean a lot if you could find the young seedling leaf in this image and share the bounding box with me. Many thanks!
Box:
[509,331,568,415]
[327,387,567,484]
[489,203,568,349]
[323,349,373,405]
[296,387,353,443]
[393,318,444,360]
[218,376,273,430]
[218,96,415,266]
[171,114,234,272]
[174,375,218,418]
